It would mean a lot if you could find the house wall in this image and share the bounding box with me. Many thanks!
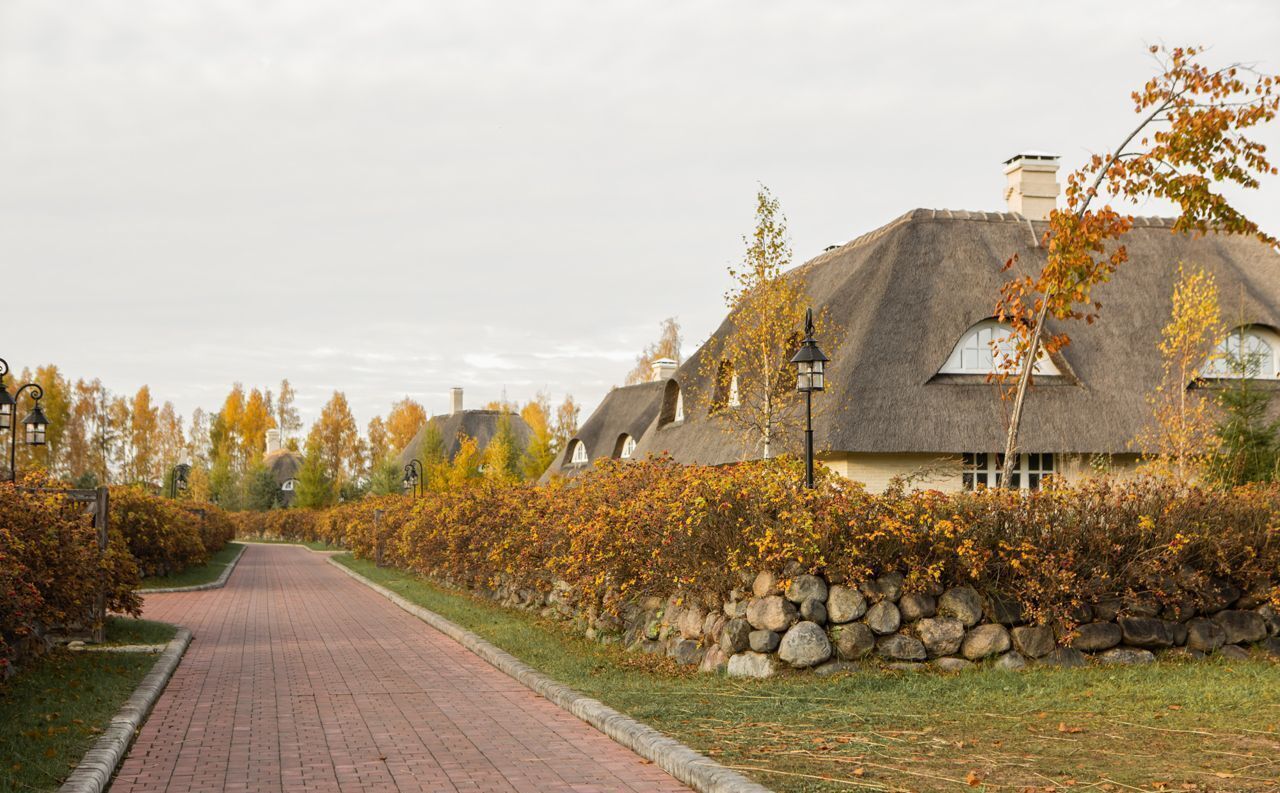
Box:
[819,452,1142,492]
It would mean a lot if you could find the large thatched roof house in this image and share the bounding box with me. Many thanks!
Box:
[397,388,533,468]
[544,153,1280,491]
[262,429,304,505]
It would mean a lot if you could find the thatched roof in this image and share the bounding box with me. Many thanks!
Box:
[396,410,533,467]
[575,208,1280,468]
[263,449,303,485]
[542,381,664,479]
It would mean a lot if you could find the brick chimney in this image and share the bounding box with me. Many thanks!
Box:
[1003,152,1060,221]
[450,387,464,415]
[265,428,281,454]
[651,358,678,382]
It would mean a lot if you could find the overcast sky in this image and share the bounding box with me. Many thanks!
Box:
[2,1,1278,431]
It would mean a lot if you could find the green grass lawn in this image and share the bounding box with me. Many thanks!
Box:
[139,542,243,590]
[0,619,177,793]
[337,555,1280,792]
[238,536,342,552]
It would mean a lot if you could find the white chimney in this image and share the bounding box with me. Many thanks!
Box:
[651,358,679,382]
[450,387,464,415]
[265,428,281,454]
[1003,152,1060,221]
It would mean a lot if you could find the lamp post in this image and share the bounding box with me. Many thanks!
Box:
[789,309,829,489]
[402,458,424,498]
[0,358,48,484]
[169,463,191,499]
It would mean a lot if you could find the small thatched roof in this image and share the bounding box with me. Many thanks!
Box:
[396,410,533,467]
[542,381,665,479]
[580,208,1280,467]
[263,448,303,485]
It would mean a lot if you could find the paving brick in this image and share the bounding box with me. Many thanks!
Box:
[111,545,688,793]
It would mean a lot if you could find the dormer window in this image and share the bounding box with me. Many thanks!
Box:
[675,390,684,422]
[282,479,297,492]
[940,319,1060,376]
[728,375,740,407]
[569,440,588,465]
[616,434,637,459]
[659,380,684,427]
[1204,325,1280,379]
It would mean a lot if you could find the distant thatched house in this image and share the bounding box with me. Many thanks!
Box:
[262,429,304,506]
[545,153,1280,491]
[397,388,533,468]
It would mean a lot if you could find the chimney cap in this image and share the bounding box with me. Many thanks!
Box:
[1003,151,1060,165]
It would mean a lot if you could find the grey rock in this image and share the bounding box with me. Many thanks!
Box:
[938,587,983,627]
[864,601,901,635]
[1040,647,1088,668]
[826,586,868,623]
[874,572,905,602]
[994,651,1028,671]
[1185,618,1226,653]
[1260,605,1280,636]
[961,624,1011,661]
[719,618,752,655]
[746,595,798,632]
[749,630,781,653]
[1118,617,1175,649]
[831,623,875,660]
[1212,610,1267,645]
[1258,637,1280,657]
[699,645,729,673]
[1122,594,1161,619]
[778,622,833,668]
[1218,644,1250,661]
[813,660,861,677]
[1171,621,1188,647]
[1199,578,1242,612]
[915,617,965,658]
[1070,622,1122,652]
[752,570,782,598]
[933,657,974,672]
[631,639,664,655]
[1160,598,1198,622]
[723,600,748,620]
[898,593,936,622]
[800,598,828,624]
[670,639,704,666]
[727,651,780,678]
[876,634,927,662]
[984,593,1026,625]
[1091,598,1123,622]
[703,612,726,642]
[1099,647,1155,665]
[785,574,828,604]
[1011,625,1055,659]
[678,606,706,640]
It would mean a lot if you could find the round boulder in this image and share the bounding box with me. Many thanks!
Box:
[876,634,927,662]
[752,570,782,598]
[727,651,779,678]
[899,593,936,622]
[826,585,868,624]
[800,598,828,625]
[961,624,1011,661]
[864,601,901,635]
[1010,625,1055,659]
[746,595,798,632]
[719,618,752,655]
[785,574,828,604]
[915,616,965,658]
[1069,622,1122,652]
[749,629,781,653]
[938,587,983,627]
[831,622,875,660]
[778,622,833,668]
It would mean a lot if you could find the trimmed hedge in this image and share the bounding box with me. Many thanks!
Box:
[234,458,1280,630]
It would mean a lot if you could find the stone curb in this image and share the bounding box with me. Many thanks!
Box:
[328,557,772,793]
[59,627,192,793]
[140,543,247,594]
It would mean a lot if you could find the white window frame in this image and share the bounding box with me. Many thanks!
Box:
[619,435,636,459]
[674,390,684,422]
[941,319,1060,376]
[570,440,588,465]
[727,375,741,408]
[961,452,1054,491]
[1204,325,1280,379]
[282,479,296,491]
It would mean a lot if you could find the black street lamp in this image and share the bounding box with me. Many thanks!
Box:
[789,309,829,489]
[0,358,48,484]
[402,458,424,498]
[169,463,191,499]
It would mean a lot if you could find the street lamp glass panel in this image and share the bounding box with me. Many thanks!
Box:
[0,399,11,430]
[24,416,46,446]
[812,360,825,391]
[795,360,813,391]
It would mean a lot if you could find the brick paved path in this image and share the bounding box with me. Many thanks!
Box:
[111,544,689,793]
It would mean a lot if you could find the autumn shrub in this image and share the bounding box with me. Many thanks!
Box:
[0,476,140,679]
[192,502,236,553]
[110,488,209,578]
[244,458,1280,632]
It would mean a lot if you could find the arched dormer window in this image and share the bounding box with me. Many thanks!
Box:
[614,434,637,459]
[568,439,588,465]
[712,361,743,413]
[659,380,684,426]
[1204,325,1280,379]
[940,319,1060,376]
[282,479,297,492]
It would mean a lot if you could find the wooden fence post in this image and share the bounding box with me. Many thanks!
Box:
[92,486,109,643]
[374,509,386,568]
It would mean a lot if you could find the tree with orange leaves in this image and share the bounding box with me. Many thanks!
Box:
[995,45,1279,486]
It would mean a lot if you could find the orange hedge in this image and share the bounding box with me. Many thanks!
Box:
[241,458,1280,629]
[1,477,141,679]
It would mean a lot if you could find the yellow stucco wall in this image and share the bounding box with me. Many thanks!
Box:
[818,452,1141,492]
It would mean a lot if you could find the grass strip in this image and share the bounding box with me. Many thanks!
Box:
[139,542,244,590]
[335,554,1280,793]
[0,619,178,792]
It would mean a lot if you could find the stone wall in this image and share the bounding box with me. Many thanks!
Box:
[494,569,1280,677]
